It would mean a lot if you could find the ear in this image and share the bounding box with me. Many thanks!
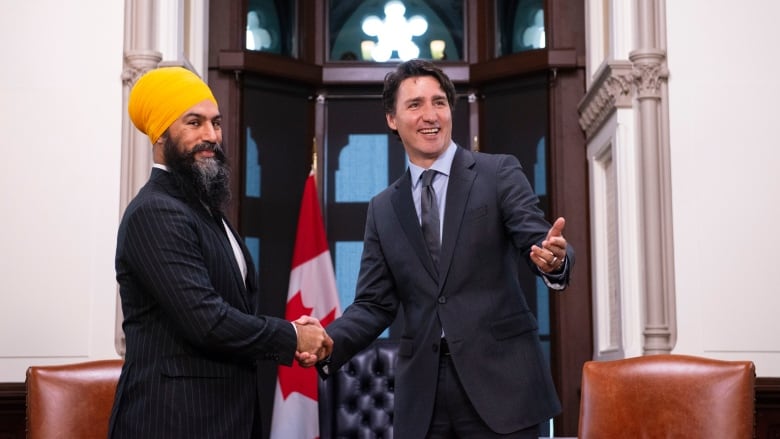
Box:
[152,136,166,164]
[385,113,397,131]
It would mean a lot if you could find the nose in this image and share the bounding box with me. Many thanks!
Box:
[202,121,219,143]
[422,104,437,122]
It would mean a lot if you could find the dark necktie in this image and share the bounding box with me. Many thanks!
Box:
[420,170,441,268]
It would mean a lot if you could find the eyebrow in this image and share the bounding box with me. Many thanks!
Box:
[402,93,447,105]
[182,112,222,120]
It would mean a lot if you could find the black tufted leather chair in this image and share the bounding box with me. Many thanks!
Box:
[319,339,398,439]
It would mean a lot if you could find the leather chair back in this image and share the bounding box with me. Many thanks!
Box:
[319,339,397,438]
[578,354,755,439]
[26,359,123,439]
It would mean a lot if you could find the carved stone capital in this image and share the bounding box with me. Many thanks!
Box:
[630,49,669,98]
[122,49,163,85]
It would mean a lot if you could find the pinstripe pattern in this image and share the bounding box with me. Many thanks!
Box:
[109,168,297,438]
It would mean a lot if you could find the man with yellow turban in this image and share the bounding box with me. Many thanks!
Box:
[109,66,332,438]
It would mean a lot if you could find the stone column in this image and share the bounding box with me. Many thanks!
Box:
[631,0,676,355]
[116,0,162,357]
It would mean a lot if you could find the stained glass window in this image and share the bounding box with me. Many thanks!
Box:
[329,0,463,62]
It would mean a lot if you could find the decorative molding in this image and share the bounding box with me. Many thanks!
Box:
[578,60,634,140]
[577,50,669,141]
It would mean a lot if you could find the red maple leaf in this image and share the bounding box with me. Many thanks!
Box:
[278,292,338,401]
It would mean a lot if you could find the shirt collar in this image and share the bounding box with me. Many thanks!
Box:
[410,141,457,187]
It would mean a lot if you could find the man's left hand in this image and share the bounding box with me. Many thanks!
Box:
[531,217,567,273]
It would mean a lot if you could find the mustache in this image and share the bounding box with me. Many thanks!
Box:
[189,142,223,155]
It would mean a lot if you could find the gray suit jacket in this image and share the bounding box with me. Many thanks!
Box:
[321,147,573,438]
[109,168,297,438]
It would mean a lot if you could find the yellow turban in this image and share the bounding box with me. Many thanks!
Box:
[128,66,217,145]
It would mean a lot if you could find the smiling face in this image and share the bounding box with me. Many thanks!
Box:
[156,99,231,212]
[386,75,453,168]
[154,99,223,166]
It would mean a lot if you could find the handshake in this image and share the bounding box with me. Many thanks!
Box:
[293,315,333,368]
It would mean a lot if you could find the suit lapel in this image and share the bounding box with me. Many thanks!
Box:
[153,169,252,311]
[210,213,252,310]
[391,170,440,281]
[438,148,476,284]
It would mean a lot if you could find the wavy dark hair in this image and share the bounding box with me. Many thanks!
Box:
[382,59,456,136]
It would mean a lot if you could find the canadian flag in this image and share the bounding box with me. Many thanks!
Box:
[270,172,341,439]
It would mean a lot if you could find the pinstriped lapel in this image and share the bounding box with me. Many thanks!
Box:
[438,147,476,285]
[220,216,258,311]
[152,169,252,312]
[210,212,252,311]
[391,170,439,281]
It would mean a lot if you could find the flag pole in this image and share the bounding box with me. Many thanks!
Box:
[311,137,317,176]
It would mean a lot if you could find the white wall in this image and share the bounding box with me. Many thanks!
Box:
[667,0,780,375]
[0,1,125,381]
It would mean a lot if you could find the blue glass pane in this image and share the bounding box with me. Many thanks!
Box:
[496,0,546,56]
[245,126,261,198]
[244,236,260,274]
[335,240,388,338]
[513,4,545,52]
[245,0,295,56]
[536,277,550,335]
[533,136,546,196]
[336,134,389,202]
[334,241,362,308]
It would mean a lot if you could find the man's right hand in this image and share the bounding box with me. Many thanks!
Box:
[293,315,333,367]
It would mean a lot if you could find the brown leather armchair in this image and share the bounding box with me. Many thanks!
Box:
[26,359,123,439]
[578,354,755,439]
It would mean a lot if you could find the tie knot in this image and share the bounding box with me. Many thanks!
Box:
[421,169,436,188]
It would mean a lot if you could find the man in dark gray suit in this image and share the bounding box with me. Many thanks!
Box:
[313,60,574,438]
[109,66,331,438]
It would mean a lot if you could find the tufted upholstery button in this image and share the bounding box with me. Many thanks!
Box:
[318,339,397,438]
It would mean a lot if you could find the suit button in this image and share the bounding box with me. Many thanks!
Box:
[438,296,447,304]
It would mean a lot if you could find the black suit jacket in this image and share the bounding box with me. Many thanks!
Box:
[109,168,297,438]
[322,147,573,438]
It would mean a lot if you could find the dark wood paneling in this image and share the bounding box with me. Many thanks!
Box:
[208,0,246,228]
[548,65,592,437]
[218,50,322,86]
[470,48,580,84]
[0,383,25,439]
[321,63,471,84]
[756,377,780,439]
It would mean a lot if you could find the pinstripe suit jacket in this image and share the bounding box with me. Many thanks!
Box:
[322,147,573,438]
[109,168,296,439]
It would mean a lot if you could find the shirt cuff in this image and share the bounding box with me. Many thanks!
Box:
[541,256,569,291]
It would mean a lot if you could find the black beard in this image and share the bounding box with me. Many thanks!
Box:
[163,137,231,215]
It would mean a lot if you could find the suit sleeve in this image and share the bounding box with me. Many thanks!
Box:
[496,154,574,287]
[318,196,400,375]
[118,197,297,365]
